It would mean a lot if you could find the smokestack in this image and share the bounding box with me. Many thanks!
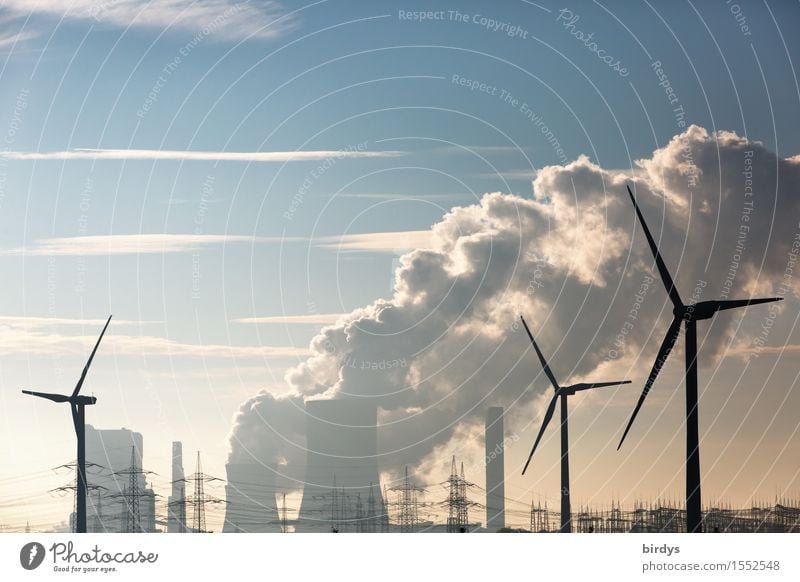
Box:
[297,398,385,532]
[167,441,186,533]
[485,407,505,531]
[223,463,281,532]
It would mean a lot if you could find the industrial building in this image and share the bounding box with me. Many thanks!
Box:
[83,425,157,533]
[297,398,386,532]
[485,406,506,532]
[222,462,281,532]
[167,441,186,533]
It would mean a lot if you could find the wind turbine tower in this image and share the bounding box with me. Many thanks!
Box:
[619,184,782,532]
[519,316,630,533]
[22,315,112,534]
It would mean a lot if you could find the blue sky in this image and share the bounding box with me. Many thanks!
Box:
[1,0,799,531]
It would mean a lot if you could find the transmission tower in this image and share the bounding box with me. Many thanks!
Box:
[51,461,107,533]
[365,483,377,533]
[530,499,550,532]
[167,481,187,533]
[381,485,390,532]
[184,451,225,533]
[110,446,156,533]
[441,457,476,532]
[390,466,425,533]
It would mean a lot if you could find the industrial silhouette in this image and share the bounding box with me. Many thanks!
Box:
[618,184,783,532]
[296,398,385,532]
[519,316,631,533]
[485,407,506,531]
[21,315,112,534]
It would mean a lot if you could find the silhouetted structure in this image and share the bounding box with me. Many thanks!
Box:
[184,452,225,533]
[391,466,425,533]
[222,463,280,532]
[519,316,630,533]
[619,185,782,532]
[167,442,186,533]
[297,398,386,532]
[526,498,800,533]
[444,457,475,532]
[21,315,112,533]
[83,425,157,532]
[109,446,156,533]
[485,406,506,531]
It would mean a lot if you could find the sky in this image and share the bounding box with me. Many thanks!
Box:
[0,0,799,532]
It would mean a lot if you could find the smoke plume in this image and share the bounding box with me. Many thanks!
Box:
[229,125,800,484]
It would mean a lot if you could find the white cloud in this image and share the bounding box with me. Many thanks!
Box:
[0,28,37,49]
[3,234,279,256]
[316,230,433,253]
[3,231,436,258]
[0,316,159,327]
[0,325,307,359]
[232,314,347,325]
[3,0,295,41]
[230,124,800,480]
[3,148,404,162]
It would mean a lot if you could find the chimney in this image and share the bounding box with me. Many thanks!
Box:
[485,407,505,531]
[167,441,186,533]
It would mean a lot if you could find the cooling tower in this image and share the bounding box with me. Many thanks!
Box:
[297,398,386,532]
[485,407,506,531]
[222,462,281,532]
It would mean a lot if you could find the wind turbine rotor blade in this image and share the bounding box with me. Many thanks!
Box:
[626,185,683,308]
[715,297,783,312]
[617,315,682,450]
[570,380,632,392]
[21,390,70,403]
[71,315,112,398]
[520,316,560,390]
[522,392,559,475]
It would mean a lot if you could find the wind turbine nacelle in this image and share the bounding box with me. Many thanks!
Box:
[73,395,98,406]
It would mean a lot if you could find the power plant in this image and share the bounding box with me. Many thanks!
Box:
[167,442,186,533]
[222,463,280,532]
[84,426,156,533]
[297,398,386,532]
[484,407,505,532]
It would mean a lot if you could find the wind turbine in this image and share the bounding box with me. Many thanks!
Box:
[520,316,631,533]
[618,184,782,532]
[22,315,112,533]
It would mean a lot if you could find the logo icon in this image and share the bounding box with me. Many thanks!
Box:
[20,542,46,570]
